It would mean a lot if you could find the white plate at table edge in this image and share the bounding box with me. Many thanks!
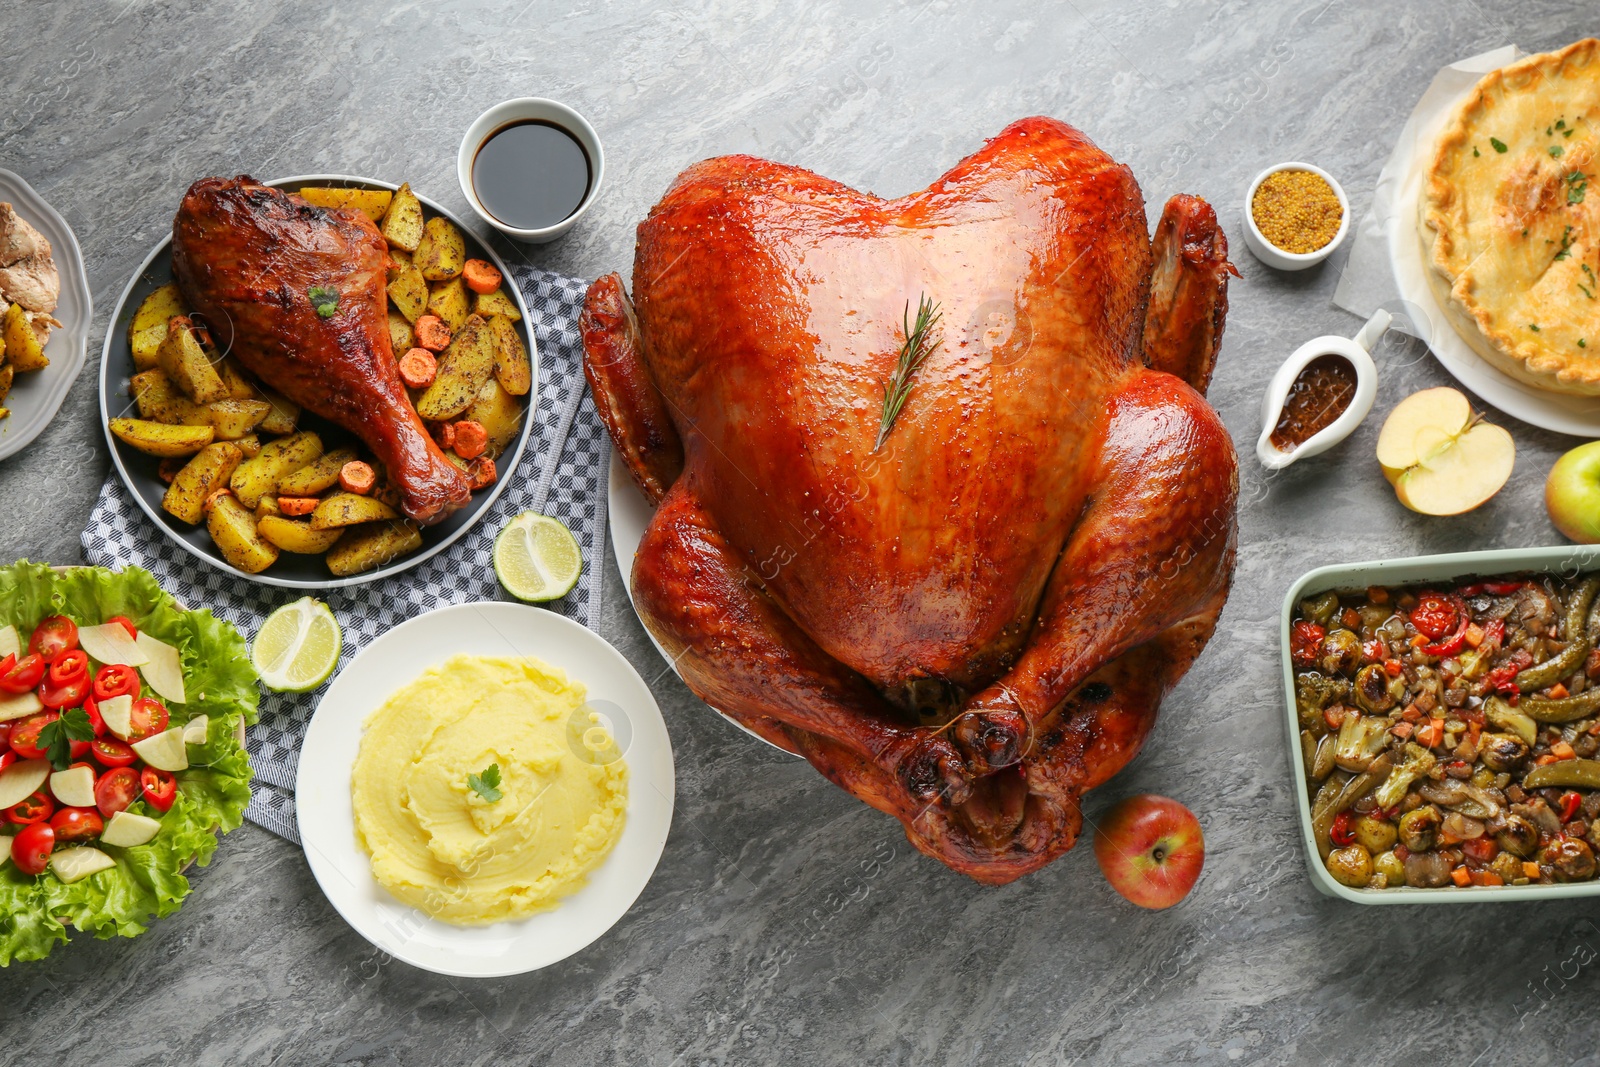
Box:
[97,173,538,588]
[294,600,675,978]
[0,168,93,462]
[608,452,794,754]
[1387,78,1600,438]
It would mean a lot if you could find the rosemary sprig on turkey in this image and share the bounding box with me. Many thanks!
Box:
[874,293,942,451]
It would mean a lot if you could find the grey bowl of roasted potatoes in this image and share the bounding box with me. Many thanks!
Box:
[98,175,536,589]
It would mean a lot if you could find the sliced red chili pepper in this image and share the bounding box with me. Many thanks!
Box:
[1457,583,1484,597]
[47,649,89,687]
[82,694,106,737]
[104,616,137,640]
[1482,581,1525,596]
[1362,639,1386,663]
[6,789,54,825]
[1384,659,1404,677]
[1421,615,1471,657]
[1560,791,1583,823]
[0,653,45,695]
[91,663,141,702]
[1330,811,1356,847]
[140,767,177,814]
[1290,621,1325,669]
[1483,618,1506,648]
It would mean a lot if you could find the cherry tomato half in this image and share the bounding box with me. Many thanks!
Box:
[49,806,103,843]
[91,663,140,702]
[38,673,89,711]
[90,738,136,768]
[0,751,13,775]
[7,789,54,825]
[8,711,58,761]
[1410,594,1461,641]
[0,721,11,749]
[95,767,140,818]
[0,653,45,695]
[140,767,177,814]
[10,822,54,875]
[82,695,106,737]
[47,649,89,687]
[127,698,169,743]
[27,616,78,659]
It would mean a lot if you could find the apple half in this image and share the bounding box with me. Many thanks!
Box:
[1375,387,1515,516]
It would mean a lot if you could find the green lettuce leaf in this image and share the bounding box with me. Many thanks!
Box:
[0,561,256,965]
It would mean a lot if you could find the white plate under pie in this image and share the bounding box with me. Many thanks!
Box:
[295,601,675,978]
[608,452,794,753]
[1387,78,1600,437]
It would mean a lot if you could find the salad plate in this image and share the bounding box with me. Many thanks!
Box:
[295,601,674,978]
[98,174,538,588]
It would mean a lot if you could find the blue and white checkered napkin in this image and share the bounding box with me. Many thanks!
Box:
[81,266,608,843]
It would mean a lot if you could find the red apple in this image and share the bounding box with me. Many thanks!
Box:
[1092,794,1204,909]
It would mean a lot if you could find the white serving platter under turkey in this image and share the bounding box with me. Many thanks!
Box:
[609,453,793,753]
[295,601,674,978]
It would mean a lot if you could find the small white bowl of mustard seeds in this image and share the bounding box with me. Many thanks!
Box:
[1242,162,1350,271]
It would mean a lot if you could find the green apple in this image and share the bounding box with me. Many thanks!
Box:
[1545,441,1600,542]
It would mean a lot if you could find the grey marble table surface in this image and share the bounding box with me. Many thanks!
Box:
[3,1,1599,1064]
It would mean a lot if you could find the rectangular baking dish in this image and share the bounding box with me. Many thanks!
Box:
[1282,544,1600,904]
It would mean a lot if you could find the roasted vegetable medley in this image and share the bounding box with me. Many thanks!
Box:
[1292,574,1600,890]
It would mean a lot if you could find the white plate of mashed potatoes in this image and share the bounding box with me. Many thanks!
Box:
[295,601,675,978]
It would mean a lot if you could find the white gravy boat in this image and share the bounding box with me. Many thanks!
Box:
[1256,309,1389,470]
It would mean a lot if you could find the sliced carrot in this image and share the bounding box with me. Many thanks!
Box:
[414,314,451,352]
[1552,740,1577,761]
[1524,861,1543,879]
[1547,683,1571,700]
[1401,705,1423,723]
[1450,865,1472,887]
[1367,585,1389,604]
[1471,870,1504,887]
[436,422,456,450]
[1464,623,1484,648]
[462,259,503,295]
[453,420,489,460]
[338,461,377,495]
[202,488,233,517]
[466,456,497,490]
[398,347,437,389]
[158,457,184,485]
[1537,754,1560,766]
[277,496,319,516]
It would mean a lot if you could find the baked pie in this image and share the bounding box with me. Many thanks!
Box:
[1423,39,1600,395]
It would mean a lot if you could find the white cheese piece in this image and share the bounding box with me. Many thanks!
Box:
[0,689,43,722]
[0,624,19,661]
[135,632,185,704]
[101,811,161,847]
[98,693,134,740]
[131,728,188,772]
[181,714,209,745]
[49,766,96,809]
[78,623,149,668]
[0,759,50,809]
[49,847,116,884]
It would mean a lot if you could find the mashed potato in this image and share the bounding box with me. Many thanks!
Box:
[351,655,627,925]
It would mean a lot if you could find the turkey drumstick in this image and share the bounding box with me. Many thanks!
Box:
[171,176,470,524]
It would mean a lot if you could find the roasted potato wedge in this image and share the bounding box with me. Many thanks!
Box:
[388,248,412,278]
[380,183,425,253]
[206,494,279,574]
[205,398,272,440]
[257,387,300,436]
[216,357,263,401]
[257,514,345,555]
[387,263,429,324]
[296,186,393,222]
[472,288,521,322]
[229,431,323,509]
[163,442,244,524]
[463,377,524,458]
[2,305,47,373]
[414,216,465,282]
[157,319,228,404]
[129,369,205,425]
[0,362,12,407]
[255,495,283,519]
[128,283,186,371]
[109,418,214,458]
[427,277,471,331]
[235,434,262,458]
[276,446,359,496]
[487,314,531,397]
[415,315,494,420]
[310,492,400,530]
[326,520,423,577]
[388,310,416,356]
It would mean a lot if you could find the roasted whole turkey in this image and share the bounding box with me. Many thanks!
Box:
[582,117,1239,884]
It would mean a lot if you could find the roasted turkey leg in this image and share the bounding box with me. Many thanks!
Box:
[171,176,470,524]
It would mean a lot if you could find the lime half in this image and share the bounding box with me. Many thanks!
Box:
[252,597,342,692]
[495,511,582,602]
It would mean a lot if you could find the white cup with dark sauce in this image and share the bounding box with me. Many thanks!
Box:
[457,98,604,244]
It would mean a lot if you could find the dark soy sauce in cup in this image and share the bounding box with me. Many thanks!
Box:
[472,120,591,231]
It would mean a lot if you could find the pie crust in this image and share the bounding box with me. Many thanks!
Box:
[1423,39,1600,395]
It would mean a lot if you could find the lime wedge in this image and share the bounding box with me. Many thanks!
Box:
[494,511,582,602]
[251,597,342,693]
